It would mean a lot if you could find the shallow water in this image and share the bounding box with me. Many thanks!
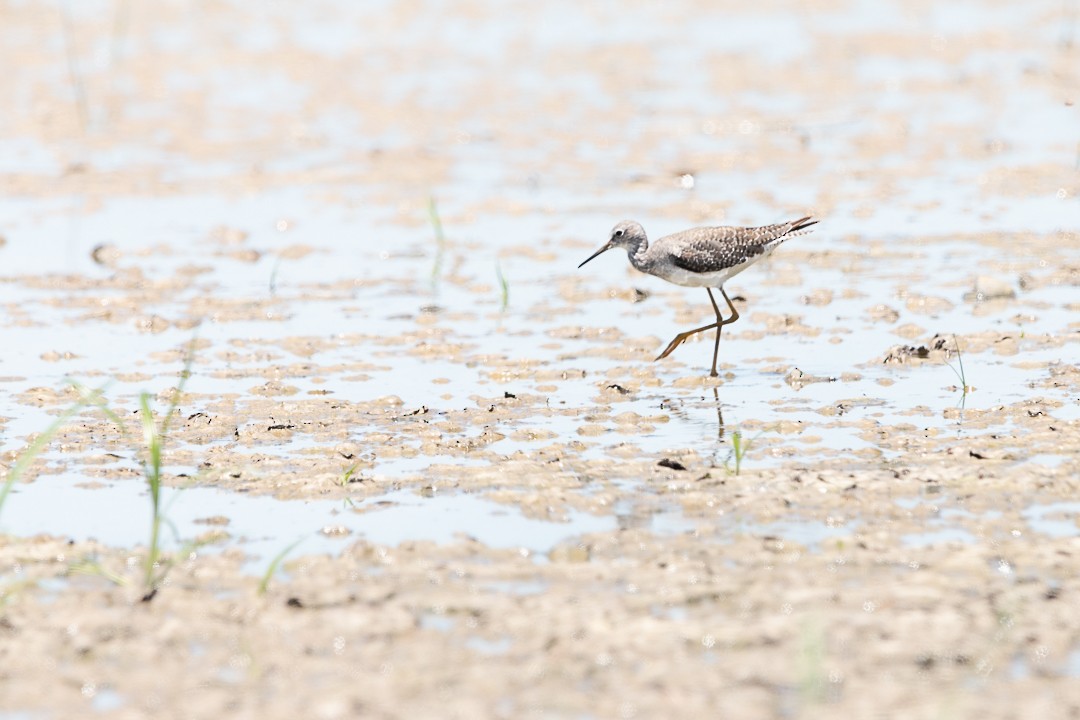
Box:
[2,0,1080,716]
[1,477,618,566]
[2,153,1078,553]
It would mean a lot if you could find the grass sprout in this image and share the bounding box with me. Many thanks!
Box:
[428,196,447,283]
[0,390,99,520]
[76,346,196,595]
[0,384,103,598]
[495,261,509,311]
[943,335,974,423]
[725,428,754,476]
[134,367,192,593]
[258,537,306,596]
[945,335,973,395]
[0,578,38,608]
[3,343,206,598]
[427,195,446,246]
[338,462,362,487]
[68,559,130,587]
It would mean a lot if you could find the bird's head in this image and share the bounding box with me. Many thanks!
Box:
[578,221,646,268]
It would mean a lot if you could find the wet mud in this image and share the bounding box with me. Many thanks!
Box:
[2,0,1079,717]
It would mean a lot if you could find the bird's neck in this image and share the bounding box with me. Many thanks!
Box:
[625,238,649,271]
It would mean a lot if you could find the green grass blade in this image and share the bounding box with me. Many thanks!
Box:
[723,427,761,477]
[339,462,361,487]
[496,261,509,311]
[69,381,130,439]
[138,392,161,494]
[138,347,196,593]
[0,400,87,520]
[68,560,130,587]
[427,196,446,248]
[428,196,447,283]
[953,335,967,388]
[258,537,306,596]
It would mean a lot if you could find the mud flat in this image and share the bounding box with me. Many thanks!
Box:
[2,0,1079,717]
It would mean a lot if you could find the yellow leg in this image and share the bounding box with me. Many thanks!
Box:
[656,288,741,376]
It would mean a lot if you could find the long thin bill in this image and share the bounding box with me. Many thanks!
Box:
[577,243,611,268]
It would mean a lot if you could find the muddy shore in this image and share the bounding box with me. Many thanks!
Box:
[2,0,1080,717]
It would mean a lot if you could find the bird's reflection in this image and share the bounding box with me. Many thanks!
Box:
[712,386,725,441]
[661,385,726,443]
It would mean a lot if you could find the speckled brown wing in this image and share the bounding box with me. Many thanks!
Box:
[666,218,813,274]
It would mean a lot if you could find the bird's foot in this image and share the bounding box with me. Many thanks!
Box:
[655,333,690,361]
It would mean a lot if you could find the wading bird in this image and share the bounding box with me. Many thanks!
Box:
[578,217,818,376]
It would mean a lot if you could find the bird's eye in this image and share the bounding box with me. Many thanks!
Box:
[614,229,624,238]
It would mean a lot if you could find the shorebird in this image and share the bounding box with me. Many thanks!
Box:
[578,216,817,376]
